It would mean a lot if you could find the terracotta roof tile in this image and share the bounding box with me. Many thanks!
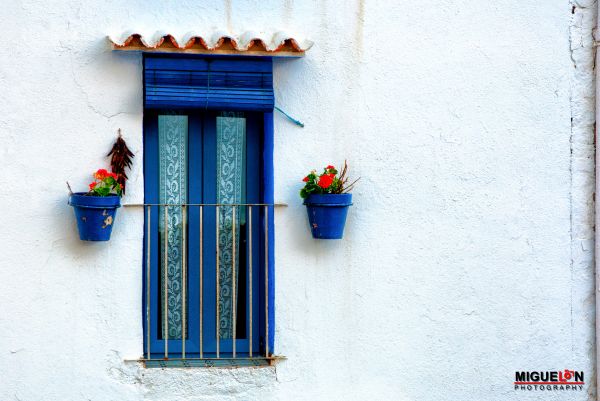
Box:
[109,31,312,57]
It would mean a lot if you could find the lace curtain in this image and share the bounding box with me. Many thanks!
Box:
[157,112,246,341]
[158,115,188,340]
[216,112,246,339]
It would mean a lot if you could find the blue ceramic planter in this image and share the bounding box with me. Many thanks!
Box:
[69,193,121,241]
[304,193,352,239]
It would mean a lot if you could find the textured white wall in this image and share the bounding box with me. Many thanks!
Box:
[0,1,595,400]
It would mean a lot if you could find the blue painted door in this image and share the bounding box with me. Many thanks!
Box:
[144,110,263,358]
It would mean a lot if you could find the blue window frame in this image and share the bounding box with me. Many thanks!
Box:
[142,54,275,362]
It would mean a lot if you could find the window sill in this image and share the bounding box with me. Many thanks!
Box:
[126,356,286,368]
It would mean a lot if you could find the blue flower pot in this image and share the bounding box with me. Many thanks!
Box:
[69,193,121,241]
[303,193,353,239]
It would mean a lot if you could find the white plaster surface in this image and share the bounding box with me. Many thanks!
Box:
[0,1,596,400]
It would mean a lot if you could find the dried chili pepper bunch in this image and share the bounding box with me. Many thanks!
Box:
[107,130,134,194]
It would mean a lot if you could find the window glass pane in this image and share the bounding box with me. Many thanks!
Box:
[216,112,246,339]
[158,115,188,340]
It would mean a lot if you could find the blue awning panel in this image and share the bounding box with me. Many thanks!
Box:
[144,55,274,112]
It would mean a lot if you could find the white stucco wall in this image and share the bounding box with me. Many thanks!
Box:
[0,1,596,400]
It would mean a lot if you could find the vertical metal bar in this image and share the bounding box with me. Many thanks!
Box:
[182,205,187,359]
[146,205,151,359]
[232,206,237,358]
[248,206,253,357]
[164,206,169,358]
[264,205,269,357]
[199,205,203,358]
[215,205,220,358]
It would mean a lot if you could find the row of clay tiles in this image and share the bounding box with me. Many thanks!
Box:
[110,32,313,56]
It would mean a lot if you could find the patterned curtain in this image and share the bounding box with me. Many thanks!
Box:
[216,112,246,339]
[158,115,188,340]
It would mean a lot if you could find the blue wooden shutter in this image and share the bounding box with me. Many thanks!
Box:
[144,55,274,111]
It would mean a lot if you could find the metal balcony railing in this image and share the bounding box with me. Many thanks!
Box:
[123,203,286,368]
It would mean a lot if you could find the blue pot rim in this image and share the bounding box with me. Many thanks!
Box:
[69,192,121,209]
[303,193,353,206]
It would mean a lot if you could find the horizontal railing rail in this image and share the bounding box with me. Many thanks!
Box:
[129,203,285,367]
[123,203,288,207]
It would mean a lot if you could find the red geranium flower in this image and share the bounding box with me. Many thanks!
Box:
[326,165,335,170]
[89,181,97,190]
[302,176,310,182]
[318,174,334,189]
[94,169,108,180]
